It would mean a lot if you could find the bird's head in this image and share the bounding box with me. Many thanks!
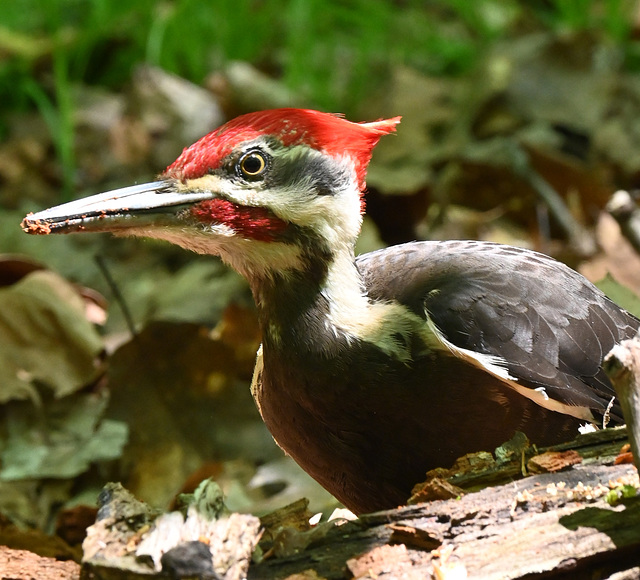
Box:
[22,109,400,280]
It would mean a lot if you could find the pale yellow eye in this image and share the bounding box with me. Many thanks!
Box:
[239,151,267,178]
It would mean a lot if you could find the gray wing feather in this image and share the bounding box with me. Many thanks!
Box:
[357,240,640,422]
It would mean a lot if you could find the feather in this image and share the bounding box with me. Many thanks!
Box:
[358,240,640,423]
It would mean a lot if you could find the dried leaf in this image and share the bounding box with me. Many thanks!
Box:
[0,270,104,403]
[106,321,279,507]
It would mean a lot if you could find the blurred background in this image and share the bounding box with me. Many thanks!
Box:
[2,0,640,557]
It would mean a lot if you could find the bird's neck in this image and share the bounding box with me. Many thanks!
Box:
[248,245,361,343]
[249,245,422,362]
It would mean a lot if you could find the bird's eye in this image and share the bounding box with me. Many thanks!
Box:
[238,151,268,179]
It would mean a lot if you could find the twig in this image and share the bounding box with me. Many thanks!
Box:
[603,335,640,472]
[606,190,640,256]
[94,255,137,338]
[510,145,596,257]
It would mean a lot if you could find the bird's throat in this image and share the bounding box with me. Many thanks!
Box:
[252,248,423,363]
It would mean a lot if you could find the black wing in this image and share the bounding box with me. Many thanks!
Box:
[357,240,640,423]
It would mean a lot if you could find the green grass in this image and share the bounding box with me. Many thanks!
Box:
[544,0,636,39]
[1,0,638,201]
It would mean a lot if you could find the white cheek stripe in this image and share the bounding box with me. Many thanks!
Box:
[424,315,596,423]
[209,222,236,237]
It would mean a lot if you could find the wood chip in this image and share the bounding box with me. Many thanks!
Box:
[527,449,582,473]
[346,544,413,579]
[409,476,465,503]
[388,523,442,550]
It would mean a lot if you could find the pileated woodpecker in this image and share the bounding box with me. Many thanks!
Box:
[22,109,639,514]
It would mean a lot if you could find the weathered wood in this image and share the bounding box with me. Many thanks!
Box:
[250,462,640,579]
[75,427,640,579]
[604,335,640,472]
[0,545,80,580]
[3,428,638,580]
[607,190,640,257]
[81,480,261,580]
[410,426,629,498]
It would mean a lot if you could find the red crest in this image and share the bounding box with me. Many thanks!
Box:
[164,109,400,191]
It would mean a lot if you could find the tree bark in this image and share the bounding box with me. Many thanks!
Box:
[2,425,639,580]
[250,433,640,580]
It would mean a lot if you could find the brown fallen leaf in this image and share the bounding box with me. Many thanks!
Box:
[0,268,105,402]
[614,443,635,465]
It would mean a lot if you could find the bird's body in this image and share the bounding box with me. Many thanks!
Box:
[251,238,637,512]
[22,109,640,514]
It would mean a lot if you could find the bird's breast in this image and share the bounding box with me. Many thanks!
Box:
[250,335,584,514]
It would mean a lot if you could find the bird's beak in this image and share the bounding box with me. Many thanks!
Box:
[21,180,213,235]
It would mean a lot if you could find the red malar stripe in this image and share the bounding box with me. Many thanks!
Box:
[190,199,288,242]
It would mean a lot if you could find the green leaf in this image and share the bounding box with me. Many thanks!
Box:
[0,389,128,480]
[595,274,640,319]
